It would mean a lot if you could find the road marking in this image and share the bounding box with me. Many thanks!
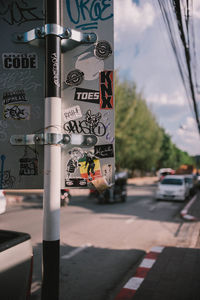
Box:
[150,246,164,253]
[140,258,155,268]
[61,243,92,259]
[124,277,144,290]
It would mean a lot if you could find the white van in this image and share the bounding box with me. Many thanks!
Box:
[0,190,6,214]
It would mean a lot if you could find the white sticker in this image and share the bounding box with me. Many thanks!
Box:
[75,52,104,80]
[3,104,30,120]
[63,105,82,121]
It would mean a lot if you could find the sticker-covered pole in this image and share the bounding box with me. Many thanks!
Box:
[42,0,61,299]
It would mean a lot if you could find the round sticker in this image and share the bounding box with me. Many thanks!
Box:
[65,69,84,86]
[94,41,112,60]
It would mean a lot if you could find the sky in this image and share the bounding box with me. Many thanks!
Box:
[114,0,200,156]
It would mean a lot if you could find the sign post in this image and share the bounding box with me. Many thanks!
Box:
[42,0,61,299]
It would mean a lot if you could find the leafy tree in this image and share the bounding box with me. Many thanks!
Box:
[115,75,195,173]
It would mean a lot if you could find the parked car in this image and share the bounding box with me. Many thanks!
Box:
[0,190,6,214]
[155,175,189,201]
[184,174,196,195]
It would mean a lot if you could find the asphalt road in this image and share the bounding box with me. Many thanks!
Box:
[1,180,200,299]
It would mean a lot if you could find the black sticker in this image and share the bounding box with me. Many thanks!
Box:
[2,53,38,69]
[65,69,84,86]
[3,89,27,105]
[65,177,87,187]
[19,147,38,176]
[19,158,38,175]
[94,41,112,60]
[94,144,114,158]
[74,88,99,104]
[100,71,113,109]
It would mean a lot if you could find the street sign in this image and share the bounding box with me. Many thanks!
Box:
[61,0,115,188]
[0,0,44,189]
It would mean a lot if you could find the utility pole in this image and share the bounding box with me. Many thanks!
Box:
[42,0,61,299]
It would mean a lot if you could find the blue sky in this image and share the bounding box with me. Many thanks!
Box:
[114,0,200,156]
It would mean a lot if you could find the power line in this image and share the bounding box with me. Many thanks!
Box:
[157,0,200,133]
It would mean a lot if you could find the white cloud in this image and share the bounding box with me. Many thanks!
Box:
[148,91,186,106]
[115,0,155,43]
[174,117,200,155]
[193,1,200,18]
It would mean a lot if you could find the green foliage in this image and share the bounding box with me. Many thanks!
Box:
[115,75,194,172]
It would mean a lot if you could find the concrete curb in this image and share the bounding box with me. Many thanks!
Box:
[180,194,198,221]
[114,246,164,300]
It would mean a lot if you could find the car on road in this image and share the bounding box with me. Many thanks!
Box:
[184,174,196,195]
[155,175,189,201]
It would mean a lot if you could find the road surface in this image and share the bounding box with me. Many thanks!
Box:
[1,178,200,299]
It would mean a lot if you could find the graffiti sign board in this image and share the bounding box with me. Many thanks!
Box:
[61,0,115,188]
[0,0,44,189]
[0,0,114,189]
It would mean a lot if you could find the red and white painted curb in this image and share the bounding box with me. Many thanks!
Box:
[114,246,164,300]
[180,194,198,221]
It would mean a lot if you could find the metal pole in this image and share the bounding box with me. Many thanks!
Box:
[42,0,61,299]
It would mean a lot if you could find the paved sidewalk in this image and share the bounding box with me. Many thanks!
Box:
[115,246,200,300]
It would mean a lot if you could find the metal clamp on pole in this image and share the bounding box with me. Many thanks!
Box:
[13,24,97,51]
[10,133,97,147]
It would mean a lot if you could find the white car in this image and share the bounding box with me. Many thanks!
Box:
[0,190,6,214]
[184,174,195,193]
[155,175,189,201]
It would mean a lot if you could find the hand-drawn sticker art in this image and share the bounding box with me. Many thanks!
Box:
[102,164,112,186]
[19,146,38,176]
[94,144,114,158]
[0,0,44,26]
[79,151,102,182]
[0,154,15,189]
[3,104,30,120]
[63,109,106,137]
[65,69,84,86]
[3,89,27,105]
[75,52,104,81]
[63,105,82,122]
[74,88,99,104]
[94,41,112,60]
[2,53,38,69]
[66,147,84,180]
[100,71,113,109]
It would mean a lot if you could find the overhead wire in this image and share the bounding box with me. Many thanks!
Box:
[157,0,200,133]
[157,0,195,120]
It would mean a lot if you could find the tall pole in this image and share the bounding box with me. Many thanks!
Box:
[42,0,61,299]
